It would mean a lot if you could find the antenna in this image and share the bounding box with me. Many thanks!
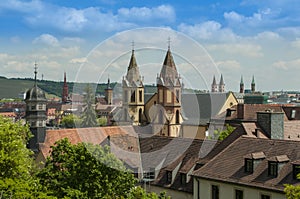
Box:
[34,61,38,85]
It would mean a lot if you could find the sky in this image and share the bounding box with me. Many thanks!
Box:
[1,0,300,92]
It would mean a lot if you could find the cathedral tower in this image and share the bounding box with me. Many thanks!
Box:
[218,74,225,93]
[155,42,182,137]
[25,63,47,152]
[62,72,69,103]
[211,76,218,93]
[122,45,144,125]
[251,75,255,93]
[240,75,244,93]
[105,77,113,105]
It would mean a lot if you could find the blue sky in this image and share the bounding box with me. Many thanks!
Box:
[1,0,300,91]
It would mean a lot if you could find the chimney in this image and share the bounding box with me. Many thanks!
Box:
[257,111,284,139]
[237,103,244,119]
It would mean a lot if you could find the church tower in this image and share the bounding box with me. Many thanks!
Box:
[218,74,225,93]
[105,77,113,105]
[62,72,69,104]
[25,63,47,152]
[240,75,244,93]
[211,75,218,93]
[155,42,182,137]
[122,45,144,125]
[251,75,255,93]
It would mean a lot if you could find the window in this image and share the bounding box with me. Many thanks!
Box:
[176,110,180,124]
[131,90,136,102]
[197,180,200,199]
[38,104,43,110]
[31,105,36,110]
[181,173,186,185]
[245,159,253,173]
[261,194,271,199]
[293,164,300,180]
[268,162,278,177]
[235,189,243,199]
[139,90,143,102]
[166,171,172,183]
[176,89,180,103]
[138,108,142,124]
[211,185,219,199]
[144,168,155,180]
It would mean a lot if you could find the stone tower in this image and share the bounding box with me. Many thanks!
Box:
[122,46,144,125]
[25,63,47,152]
[240,75,244,93]
[155,43,182,137]
[251,75,255,93]
[211,75,218,93]
[62,72,69,103]
[105,77,113,105]
[218,74,225,93]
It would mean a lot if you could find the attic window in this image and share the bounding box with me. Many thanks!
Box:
[244,152,265,173]
[291,109,296,119]
[181,173,186,185]
[166,171,172,183]
[267,155,290,177]
[293,163,300,180]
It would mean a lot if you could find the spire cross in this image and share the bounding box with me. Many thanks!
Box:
[131,41,135,51]
[167,37,171,50]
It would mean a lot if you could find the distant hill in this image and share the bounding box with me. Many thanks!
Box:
[0,76,203,99]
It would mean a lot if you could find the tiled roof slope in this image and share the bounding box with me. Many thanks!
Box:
[193,136,300,192]
[41,126,137,158]
[139,136,220,193]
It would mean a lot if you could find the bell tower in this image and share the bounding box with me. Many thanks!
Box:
[240,75,244,93]
[62,72,69,104]
[105,77,113,105]
[155,39,182,137]
[251,75,255,93]
[122,43,145,125]
[211,75,218,93]
[25,63,47,152]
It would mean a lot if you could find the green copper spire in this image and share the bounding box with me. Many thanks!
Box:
[251,75,255,84]
[240,75,244,84]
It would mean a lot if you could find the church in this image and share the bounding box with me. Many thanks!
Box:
[114,44,183,137]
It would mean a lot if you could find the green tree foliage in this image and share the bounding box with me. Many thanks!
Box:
[37,138,136,198]
[61,114,82,128]
[98,117,107,126]
[211,124,236,141]
[81,84,98,127]
[284,174,300,199]
[128,186,170,199]
[0,116,54,199]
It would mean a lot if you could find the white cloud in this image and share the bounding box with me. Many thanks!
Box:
[216,60,241,70]
[117,5,175,23]
[178,21,238,42]
[33,34,59,47]
[69,57,87,64]
[272,59,300,70]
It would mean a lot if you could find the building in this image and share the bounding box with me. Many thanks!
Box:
[193,136,300,199]
[211,74,225,93]
[25,64,47,152]
[62,72,69,104]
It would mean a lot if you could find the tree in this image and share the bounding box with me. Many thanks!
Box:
[81,84,98,127]
[210,124,235,141]
[98,117,107,126]
[284,174,300,198]
[0,116,54,198]
[37,138,136,198]
[61,114,82,128]
[128,186,170,199]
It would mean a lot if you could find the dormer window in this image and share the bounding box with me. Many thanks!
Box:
[245,159,253,173]
[292,161,300,180]
[268,161,278,177]
[166,171,172,183]
[180,173,187,185]
[244,152,265,174]
[144,168,155,181]
[267,155,289,177]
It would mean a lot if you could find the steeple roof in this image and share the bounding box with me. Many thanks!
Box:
[212,75,217,85]
[252,75,255,84]
[240,75,244,84]
[25,63,46,101]
[158,47,180,87]
[219,74,224,85]
[124,48,143,87]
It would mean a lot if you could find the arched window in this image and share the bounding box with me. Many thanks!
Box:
[159,110,164,124]
[131,90,136,102]
[139,90,143,102]
[176,110,180,124]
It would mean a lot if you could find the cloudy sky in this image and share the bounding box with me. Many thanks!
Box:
[1,0,300,91]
